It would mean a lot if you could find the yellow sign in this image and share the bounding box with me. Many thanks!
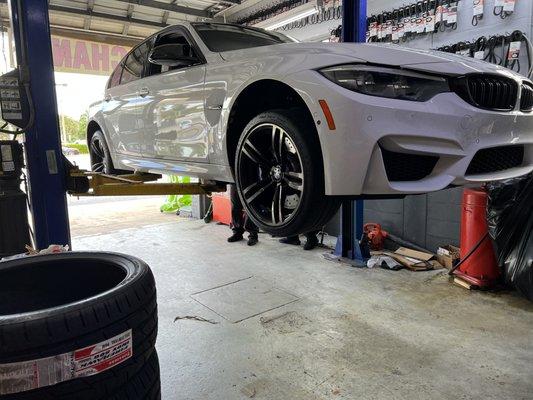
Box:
[51,35,132,76]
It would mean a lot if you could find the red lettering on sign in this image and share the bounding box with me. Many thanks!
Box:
[51,37,72,69]
[73,41,92,70]
[92,43,110,72]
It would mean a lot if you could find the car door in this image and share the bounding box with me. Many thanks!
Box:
[138,27,208,162]
[102,39,152,157]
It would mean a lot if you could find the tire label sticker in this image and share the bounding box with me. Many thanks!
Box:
[0,329,132,395]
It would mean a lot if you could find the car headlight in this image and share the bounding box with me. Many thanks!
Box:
[319,65,450,102]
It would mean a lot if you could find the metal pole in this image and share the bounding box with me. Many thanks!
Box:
[8,0,71,249]
[342,0,367,43]
[333,0,367,264]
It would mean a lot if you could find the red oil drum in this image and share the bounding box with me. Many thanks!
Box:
[454,188,500,287]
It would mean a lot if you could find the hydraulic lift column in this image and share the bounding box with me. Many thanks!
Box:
[8,0,71,249]
[332,0,367,265]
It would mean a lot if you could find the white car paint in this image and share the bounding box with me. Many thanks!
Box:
[88,22,533,196]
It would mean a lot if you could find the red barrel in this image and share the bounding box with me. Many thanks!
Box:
[454,188,500,287]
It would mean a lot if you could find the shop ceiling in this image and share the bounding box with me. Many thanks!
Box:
[0,0,260,46]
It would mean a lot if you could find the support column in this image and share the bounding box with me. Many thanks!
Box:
[333,0,367,264]
[8,0,71,249]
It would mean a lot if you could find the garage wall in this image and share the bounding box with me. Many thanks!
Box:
[367,0,533,72]
[320,0,533,252]
[324,187,462,253]
[363,188,463,251]
[362,0,533,252]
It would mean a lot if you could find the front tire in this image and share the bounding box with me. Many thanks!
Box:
[235,109,340,237]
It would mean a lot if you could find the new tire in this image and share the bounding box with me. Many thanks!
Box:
[235,109,340,237]
[0,252,158,399]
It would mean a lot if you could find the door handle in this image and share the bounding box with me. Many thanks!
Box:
[139,87,150,97]
[104,94,111,102]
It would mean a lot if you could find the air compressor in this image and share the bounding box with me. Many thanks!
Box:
[0,140,31,257]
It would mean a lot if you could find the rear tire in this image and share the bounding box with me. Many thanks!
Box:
[235,109,340,237]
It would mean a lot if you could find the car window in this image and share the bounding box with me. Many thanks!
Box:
[192,23,294,52]
[108,64,122,89]
[146,31,199,77]
[121,41,151,84]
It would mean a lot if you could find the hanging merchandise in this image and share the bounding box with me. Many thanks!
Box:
[484,34,506,64]
[471,0,484,26]
[436,31,533,78]
[330,25,341,42]
[435,0,448,31]
[364,0,452,42]
[454,41,472,56]
[472,36,487,59]
[493,0,516,19]
[444,2,458,30]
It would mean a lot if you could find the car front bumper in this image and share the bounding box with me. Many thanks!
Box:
[289,71,533,196]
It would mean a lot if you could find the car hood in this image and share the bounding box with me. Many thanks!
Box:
[219,42,519,78]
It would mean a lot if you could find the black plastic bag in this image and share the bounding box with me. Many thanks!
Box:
[486,173,533,300]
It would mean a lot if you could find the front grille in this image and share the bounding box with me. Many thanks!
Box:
[381,147,439,182]
[453,75,518,111]
[466,145,524,175]
[521,83,533,112]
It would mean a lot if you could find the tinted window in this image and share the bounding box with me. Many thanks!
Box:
[146,31,198,77]
[108,64,122,88]
[121,41,151,84]
[192,23,294,52]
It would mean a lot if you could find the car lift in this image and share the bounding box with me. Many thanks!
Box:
[9,0,370,254]
[65,162,227,197]
[8,0,227,252]
[327,0,369,267]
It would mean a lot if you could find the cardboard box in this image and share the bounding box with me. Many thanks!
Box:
[392,247,443,270]
[373,247,443,271]
[437,245,460,270]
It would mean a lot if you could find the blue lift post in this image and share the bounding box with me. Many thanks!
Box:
[332,0,368,266]
[9,0,71,249]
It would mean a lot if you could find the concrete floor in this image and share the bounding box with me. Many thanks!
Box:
[71,198,533,400]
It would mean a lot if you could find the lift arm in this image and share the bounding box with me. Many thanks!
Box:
[65,161,227,197]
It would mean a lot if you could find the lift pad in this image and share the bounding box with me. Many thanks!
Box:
[66,165,227,197]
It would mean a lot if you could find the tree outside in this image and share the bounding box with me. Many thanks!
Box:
[59,112,88,143]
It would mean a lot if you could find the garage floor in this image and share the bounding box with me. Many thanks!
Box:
[71,199,533,400]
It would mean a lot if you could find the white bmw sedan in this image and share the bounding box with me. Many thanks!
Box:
[88,22,533,236]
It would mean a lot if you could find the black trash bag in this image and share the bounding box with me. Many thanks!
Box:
[486,173,533,300]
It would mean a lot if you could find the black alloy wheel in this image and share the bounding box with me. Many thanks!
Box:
[89,130,127,175]
[237,122,304,227]
[89,134,107,173]
[235,109,340,237]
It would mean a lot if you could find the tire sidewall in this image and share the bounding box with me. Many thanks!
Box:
[90,131,113,174]
[0,252,156,364]
[235,110,323,237]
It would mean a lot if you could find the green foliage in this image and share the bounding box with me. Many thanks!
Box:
[78,112,88,141]
[59,111,89,142]
[63,143,89,154]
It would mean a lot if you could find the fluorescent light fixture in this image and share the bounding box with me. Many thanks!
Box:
[253,1,319,31]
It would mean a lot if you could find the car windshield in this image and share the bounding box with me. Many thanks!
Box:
[192,23,296,52]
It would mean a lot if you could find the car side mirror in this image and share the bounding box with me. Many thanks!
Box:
[148,44,197,67]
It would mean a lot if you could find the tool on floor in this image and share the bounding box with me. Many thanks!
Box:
[363,223,388,251]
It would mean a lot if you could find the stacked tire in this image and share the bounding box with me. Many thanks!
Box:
[0,252,159,399]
